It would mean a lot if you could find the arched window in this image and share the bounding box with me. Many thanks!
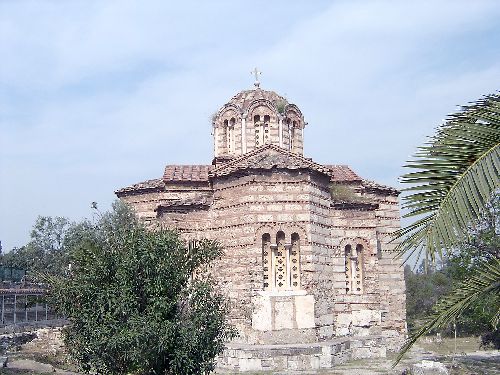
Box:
[290,233,300,289]
[344,242,365,294]
[223,119,229,151]
[261,231,301,291]
[262,233,272,290]
[254,115,262,147]
[263,115,270,144]
[275,231,287,289]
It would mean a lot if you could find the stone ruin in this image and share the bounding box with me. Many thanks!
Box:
[116,85,407,372]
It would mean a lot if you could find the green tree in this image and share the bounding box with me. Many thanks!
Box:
[394,93,500,363]
[44,202,236,375]
[404,264,452,332]
[1,216,71,276]
[444,194,500,340]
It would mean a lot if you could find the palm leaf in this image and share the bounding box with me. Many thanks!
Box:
[393,93,500,261]
[394,258,500,366]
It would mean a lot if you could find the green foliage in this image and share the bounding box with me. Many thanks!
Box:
[402,195,500,365]
[404,264,452,331]
[394,93,500,365]
[43,202,236,375]
[397,258,500,364]
[444,194,500,337]
[330,184,369,203]
[394,93,500,264]
[1,216,71,276]
[275,99,288,114]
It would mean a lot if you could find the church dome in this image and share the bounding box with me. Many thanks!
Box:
[226,89,288,114]
[212,87,306,159]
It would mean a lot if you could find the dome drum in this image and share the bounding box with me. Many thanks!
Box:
[212,89,306,158]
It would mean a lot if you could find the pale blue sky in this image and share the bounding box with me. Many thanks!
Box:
[1,1,500,251]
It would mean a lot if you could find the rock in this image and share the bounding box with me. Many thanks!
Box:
[411,360,449,374]
[0,356,8,367]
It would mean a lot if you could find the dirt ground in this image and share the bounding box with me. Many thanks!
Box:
[0,329,498,374]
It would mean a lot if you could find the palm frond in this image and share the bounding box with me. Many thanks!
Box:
[393,93,500,261]
[394,258,500,366]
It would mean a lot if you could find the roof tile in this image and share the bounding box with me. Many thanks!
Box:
[163,165,213,182]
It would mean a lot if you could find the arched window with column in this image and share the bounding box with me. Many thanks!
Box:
[343,240,365,294]
[263,115,270,144]
[261,231,301,291]
[290,233,300,289]
[254,115,262,147]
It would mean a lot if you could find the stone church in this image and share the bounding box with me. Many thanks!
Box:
[116,80,406,372]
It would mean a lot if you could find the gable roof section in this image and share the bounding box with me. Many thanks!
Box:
[210,144,334,178]
[115,178,165,196]
[116,147,367,196]
[163,165,213,182]
[362,179,400,196]
[324,165,361,183]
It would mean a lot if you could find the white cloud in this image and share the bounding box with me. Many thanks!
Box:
[1,0,499,250]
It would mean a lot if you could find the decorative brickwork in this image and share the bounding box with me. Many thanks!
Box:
[116,86,407,372]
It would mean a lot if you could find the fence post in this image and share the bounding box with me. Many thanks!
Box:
[1,295,4,324]
[14,294,17,325]
[25,295,28,322]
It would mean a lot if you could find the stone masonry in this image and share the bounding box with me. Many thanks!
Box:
[116,86,407,372]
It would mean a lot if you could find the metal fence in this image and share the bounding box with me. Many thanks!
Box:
[0,290,60,327]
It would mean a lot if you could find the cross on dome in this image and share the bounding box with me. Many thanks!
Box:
[251,67,262,88]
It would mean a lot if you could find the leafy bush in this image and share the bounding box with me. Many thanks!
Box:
[44,202,236,375]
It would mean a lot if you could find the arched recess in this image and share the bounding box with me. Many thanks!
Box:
[284,104,304,124]
[339,238,370,294]
[216,107,241,155]
[249,101,277,148]
[256,224,306,292]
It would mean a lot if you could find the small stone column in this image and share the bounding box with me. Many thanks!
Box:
[278,117,283,148]
[241,116,247,154]
[214,126,219,156]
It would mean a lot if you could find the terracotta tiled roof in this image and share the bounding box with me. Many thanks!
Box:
[163,165,213,182]
[210,144,333,178]
[115,178,165,195]
[155,196,213,211]
[362,179,400,196]
[324,165,361,182]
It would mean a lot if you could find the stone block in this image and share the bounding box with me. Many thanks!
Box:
[411,360,449,374]
[239,358,262,371]
[295,295,315,329]
[319,353,333,368]
[252,295,272,331]
[257,214,274,222]
[351,309,382,326]
[274,300,295,329]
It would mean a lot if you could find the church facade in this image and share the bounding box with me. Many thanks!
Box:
[116,84,406,372]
